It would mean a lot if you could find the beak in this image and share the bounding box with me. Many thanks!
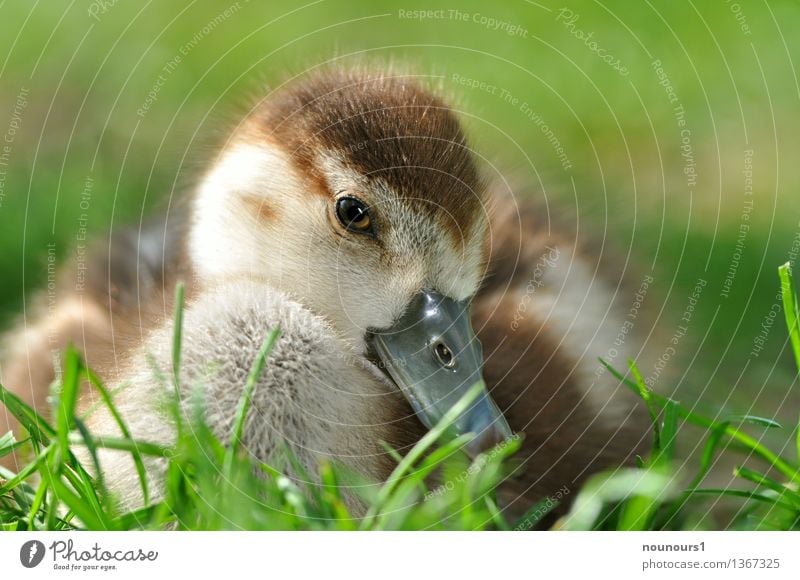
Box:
[368,290,513,457]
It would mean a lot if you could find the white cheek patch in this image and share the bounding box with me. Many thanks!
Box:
[189,142,304,281]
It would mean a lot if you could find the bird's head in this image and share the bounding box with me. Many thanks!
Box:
[188,67,511,454]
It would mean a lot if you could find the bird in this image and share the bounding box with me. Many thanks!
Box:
[0,65,649,521]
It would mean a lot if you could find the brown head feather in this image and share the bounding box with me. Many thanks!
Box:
[245,68,485,243]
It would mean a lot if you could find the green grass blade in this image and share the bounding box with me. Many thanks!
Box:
[172,282,186,393]
[0,383,56,444]
[83,367,151,504]
[373,433,476,529]
[600,358,800,483]
[223,327,281,481]
[279,441,325,509]
[25,478,49,530]
[41,471,109,530]
[0,447,49,495]
[55,347,82,456]
[112,503,169,530]
[562,468,675,531]
[485,495,511,531]
[72,417,104,491]
[379,440,405,465]
[734,465,800,510]
[778,262,800,464]
[657,398,680,465]
[229,328,281,454]
[779,262,800,373]
[628,360,660,452]
[674,421,732,502]
[360,381,484,529]
[68,434,169,457]
[512,496,560,530]
[724,415,782,429]
[0,431,30,458]
[59,457,109,527]
[684,488,798,512]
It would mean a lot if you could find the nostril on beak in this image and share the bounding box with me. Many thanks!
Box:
[432,341,455,368]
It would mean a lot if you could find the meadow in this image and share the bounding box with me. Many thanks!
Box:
[1,268,798,530]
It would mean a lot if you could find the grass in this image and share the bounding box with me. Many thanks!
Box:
[1,262,799,531]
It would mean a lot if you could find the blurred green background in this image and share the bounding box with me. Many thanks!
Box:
[0,1,798,438]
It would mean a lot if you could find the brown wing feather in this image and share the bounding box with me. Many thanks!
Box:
[473,184,650,521]
[0,212,188,470]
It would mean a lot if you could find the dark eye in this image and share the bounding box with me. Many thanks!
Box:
[335,196,373,234]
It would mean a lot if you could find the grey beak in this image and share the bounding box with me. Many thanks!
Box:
[368,290,513,457]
